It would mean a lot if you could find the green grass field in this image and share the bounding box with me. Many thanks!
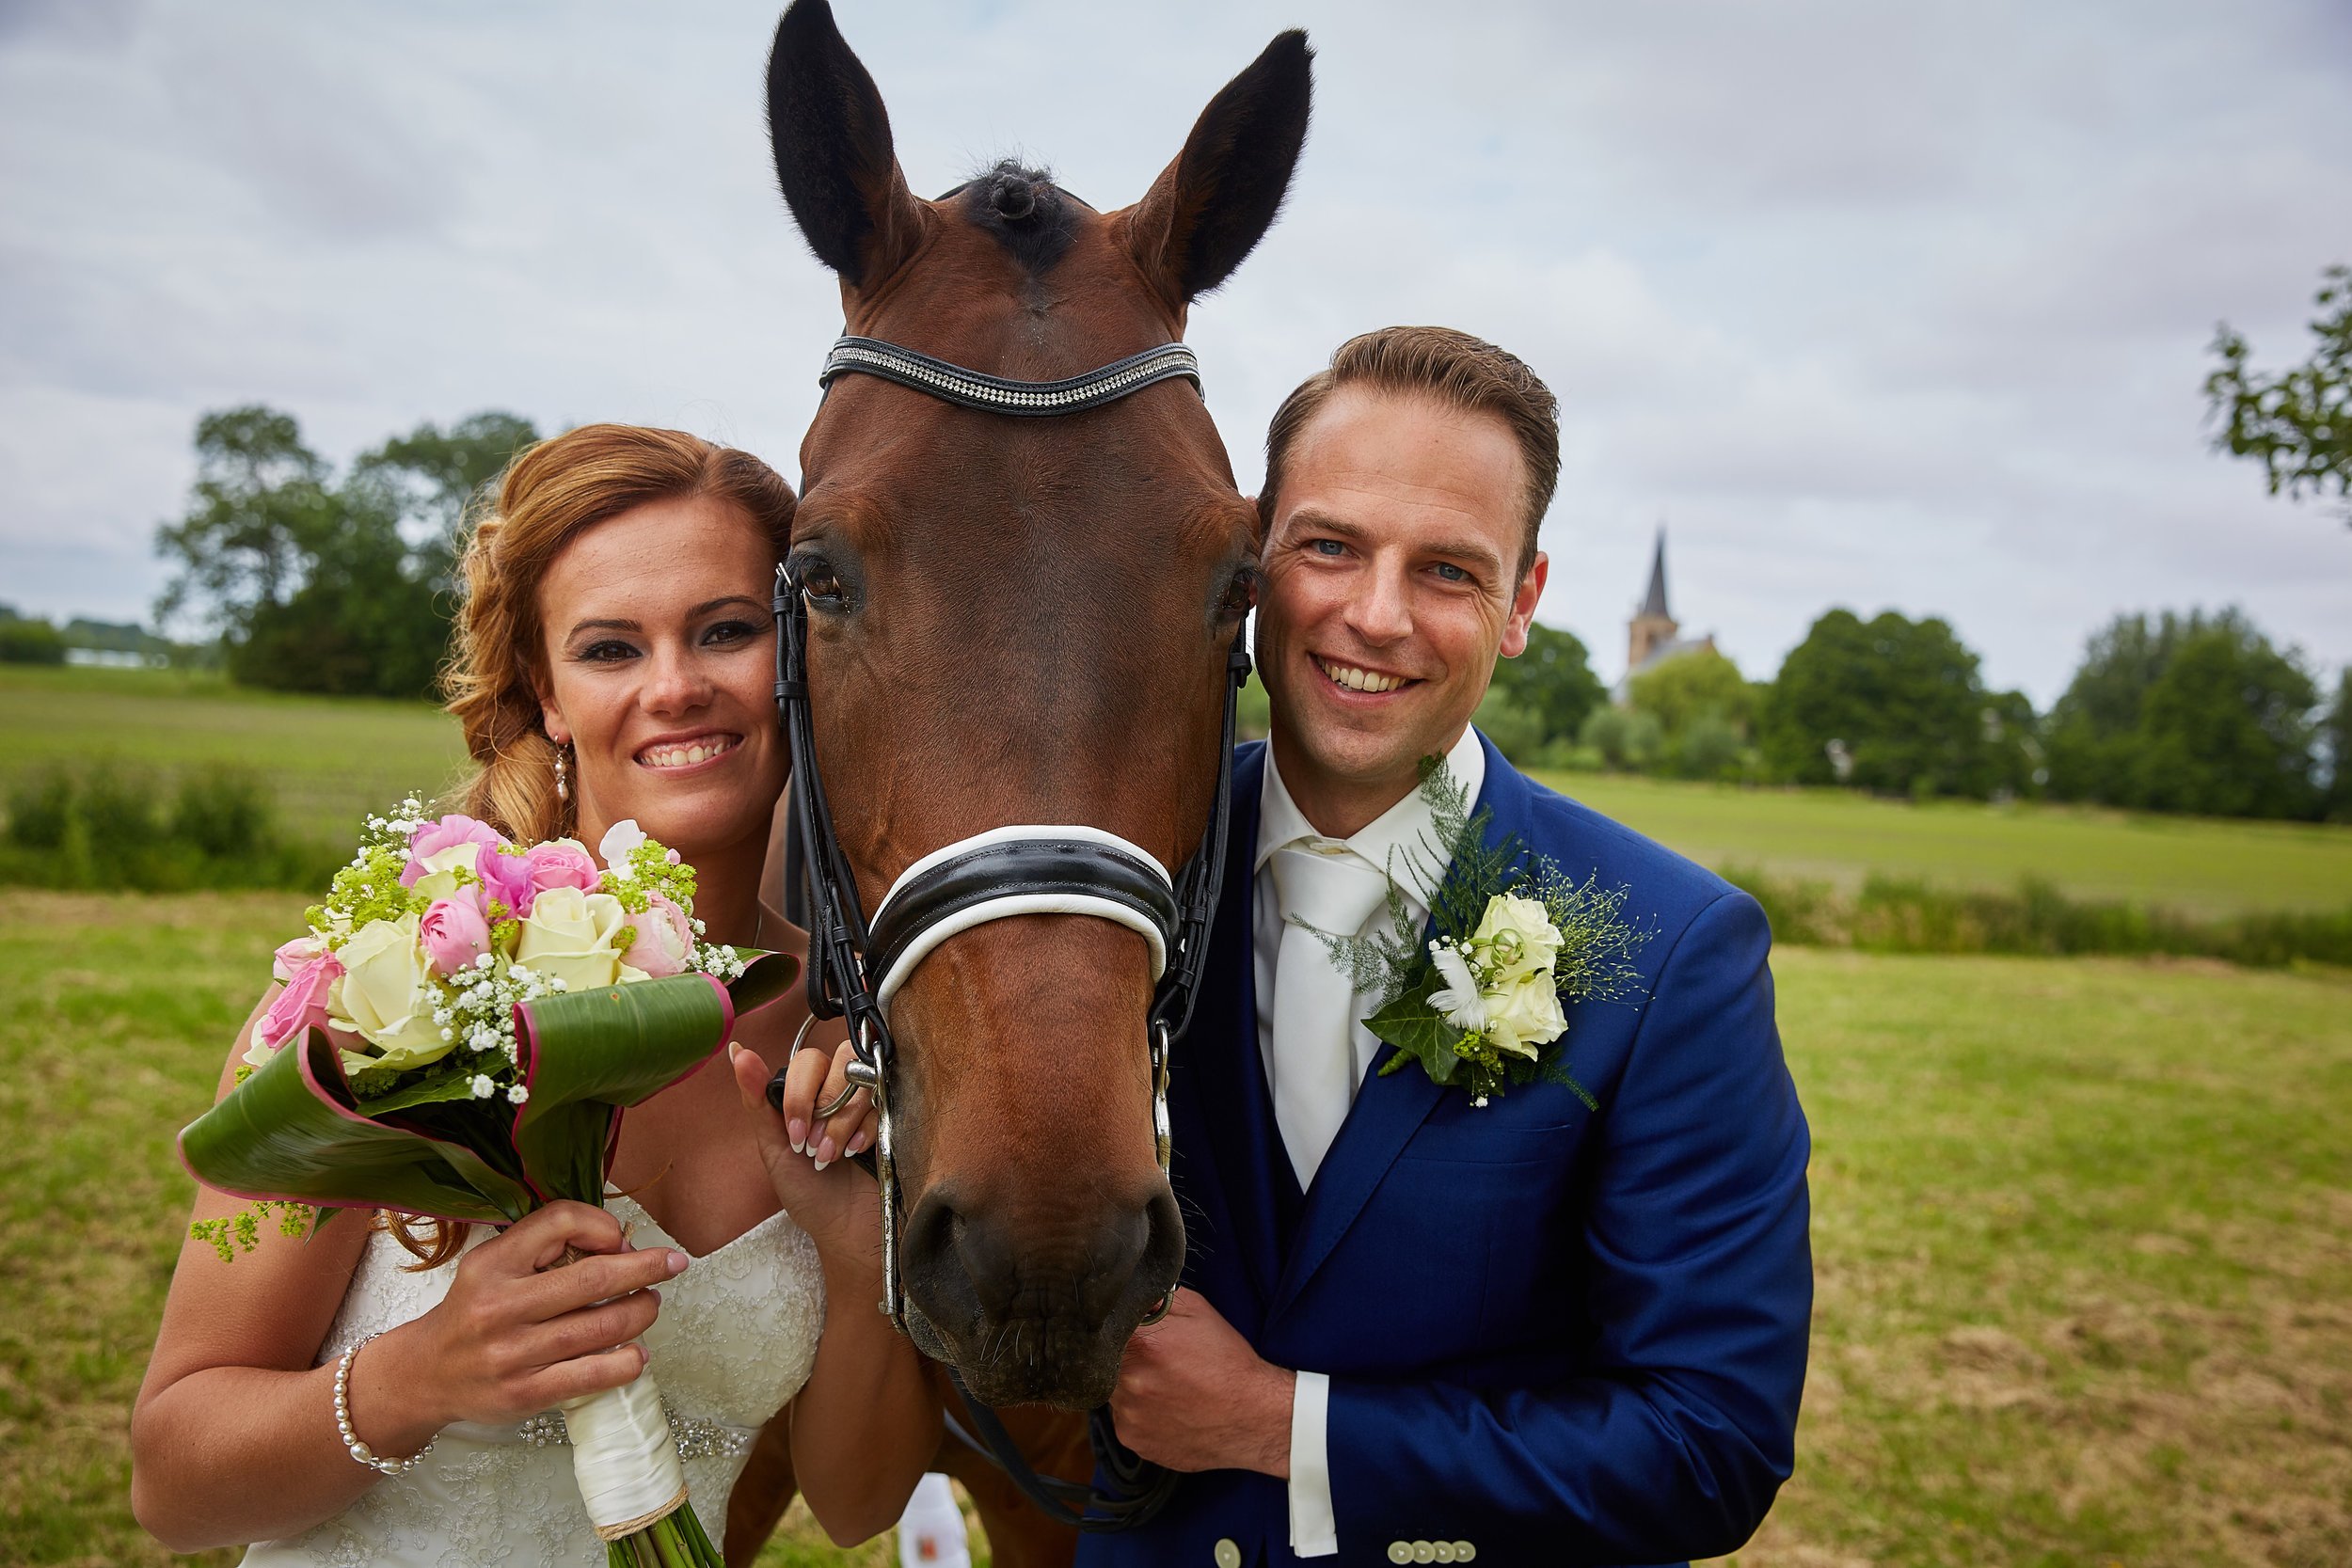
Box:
[7,667,2348,916]
[0,666,470,844]
[1536,768,2352,917]
[5,892,2344,1567]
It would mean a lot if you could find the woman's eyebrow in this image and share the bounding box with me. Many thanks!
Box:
[690,596,766,617]
[568,617,641,637]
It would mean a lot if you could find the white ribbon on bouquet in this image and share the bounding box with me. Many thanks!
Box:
[561,1360,688,1539]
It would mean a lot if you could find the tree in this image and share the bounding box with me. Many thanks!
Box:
[1758,609,2006,797]
[2205,263,2351,526]
[153,406,337,639]
[153,405,539,700]
[2130,624,2319,819]
[2047,609,2321,820]
[1628,648,1755,779]
[2323,670,2352,822]
[1579,705,1661,771]
[2044,611,2194,802]
[349,412,541,589]
[1486,623,1607,748]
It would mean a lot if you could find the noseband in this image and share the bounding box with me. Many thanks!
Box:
[771,334,1246,1532]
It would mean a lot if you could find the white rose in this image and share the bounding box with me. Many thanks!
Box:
[514,886,632,992]
[331,913,453,1069]
[1483,968,1568,1060]
[408,841,481,906]
[1472,894,1563,987]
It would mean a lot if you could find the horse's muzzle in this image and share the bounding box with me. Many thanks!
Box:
[899,1176,1184,1409]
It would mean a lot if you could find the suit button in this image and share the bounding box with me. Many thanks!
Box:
[1388,1544,1413,1565]
[1213,1539,1241,1568]
[1454,1545,1476,1562]
[1413,1545,1437,1564]
[1432,1545,1456,1563]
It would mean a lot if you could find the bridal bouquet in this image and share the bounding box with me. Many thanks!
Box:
[179,798,793,1568]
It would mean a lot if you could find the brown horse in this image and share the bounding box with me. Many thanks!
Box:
[762,0,1311,1420]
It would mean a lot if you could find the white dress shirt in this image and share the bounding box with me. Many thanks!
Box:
[1251,726,1486,1559]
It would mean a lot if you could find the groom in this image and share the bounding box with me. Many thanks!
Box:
[1089,327,1812,1566]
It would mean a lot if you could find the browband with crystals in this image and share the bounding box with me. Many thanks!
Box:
[819,337,1201,417]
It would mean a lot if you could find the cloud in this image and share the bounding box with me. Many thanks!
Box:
[1,0,2346,703]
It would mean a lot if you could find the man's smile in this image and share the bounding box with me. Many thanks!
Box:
[1312,655,1418,696]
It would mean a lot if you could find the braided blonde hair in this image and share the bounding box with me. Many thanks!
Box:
[442,423,797,842]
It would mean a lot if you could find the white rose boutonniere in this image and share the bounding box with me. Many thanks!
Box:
[1304,756,1650,1108]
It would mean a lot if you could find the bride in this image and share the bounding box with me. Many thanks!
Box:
[130,424,940,1563]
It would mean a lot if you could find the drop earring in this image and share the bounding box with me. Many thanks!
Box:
[553,742,569,803]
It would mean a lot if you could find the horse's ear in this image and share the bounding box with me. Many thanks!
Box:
[1123,30,1313,307]
[766,0,926,291]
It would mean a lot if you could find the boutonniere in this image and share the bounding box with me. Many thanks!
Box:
[1302,756,1650,1108]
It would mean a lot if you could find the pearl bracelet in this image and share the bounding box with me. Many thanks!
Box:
[333,1332,437,1476]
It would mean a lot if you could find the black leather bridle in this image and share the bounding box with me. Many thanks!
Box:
[769,332,1248,1531]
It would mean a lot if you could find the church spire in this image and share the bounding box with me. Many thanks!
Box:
[1639,527,1671,622]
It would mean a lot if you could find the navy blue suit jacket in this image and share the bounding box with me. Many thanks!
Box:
[1081,734,1811,1567]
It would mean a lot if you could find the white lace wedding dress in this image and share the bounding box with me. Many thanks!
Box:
[241,1196,823,1566]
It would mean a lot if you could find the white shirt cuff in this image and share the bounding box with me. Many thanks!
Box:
[1287,1370,1338,1557]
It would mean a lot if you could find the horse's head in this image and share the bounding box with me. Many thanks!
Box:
[766,0,1310,1406]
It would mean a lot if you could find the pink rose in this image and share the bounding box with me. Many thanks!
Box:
[521,839,601,906]
[402,814,508,890]
[624,893,696,977]
[271,933,326,982]
[474,847,536,918]
[257,950,343,1053]
[419,897,492,977]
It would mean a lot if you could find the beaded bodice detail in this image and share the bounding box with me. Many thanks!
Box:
[240,1196,823,1567]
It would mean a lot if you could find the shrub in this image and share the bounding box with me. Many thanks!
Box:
[1580,705,1662,771]
[0,619,67,664]
[1715,863,2352,969]
[0,761,329,892]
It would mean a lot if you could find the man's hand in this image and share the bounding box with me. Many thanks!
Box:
[1109,1289,1295,1478]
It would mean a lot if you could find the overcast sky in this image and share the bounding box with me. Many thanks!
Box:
[4,0,2347,702]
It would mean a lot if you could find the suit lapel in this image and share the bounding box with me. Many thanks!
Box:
[1183,743,1286,1308]
[1271,732,1533,1319]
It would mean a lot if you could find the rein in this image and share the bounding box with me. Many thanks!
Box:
[771,333,1248,1532]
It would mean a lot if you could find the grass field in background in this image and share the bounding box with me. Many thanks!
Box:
[5,892,2344,1566]
[7,667,2348,920]
[0,666,470,844]
[1540,768,2352,917]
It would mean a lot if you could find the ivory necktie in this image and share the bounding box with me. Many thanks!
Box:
[1267,842,1393,1190]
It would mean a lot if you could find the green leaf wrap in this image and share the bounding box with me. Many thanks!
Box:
[179,951,797,1224]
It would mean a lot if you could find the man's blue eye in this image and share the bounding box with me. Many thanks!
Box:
[1435,563,1469,582]
[1311,539,1346,557]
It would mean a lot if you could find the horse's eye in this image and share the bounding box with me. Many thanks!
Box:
[795,556,846,610]
[1218,565,1260,620]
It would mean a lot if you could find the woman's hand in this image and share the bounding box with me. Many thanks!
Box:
[768,1034,880,1171]
[398,1201,687,1432]
[731,1042,880,1257]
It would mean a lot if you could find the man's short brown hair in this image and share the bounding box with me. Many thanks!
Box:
[1261,325,1561,579]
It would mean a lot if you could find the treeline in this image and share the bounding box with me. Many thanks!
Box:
[152,405,540,698]
[148,404,2347,823]
[1473,607,2350,824]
